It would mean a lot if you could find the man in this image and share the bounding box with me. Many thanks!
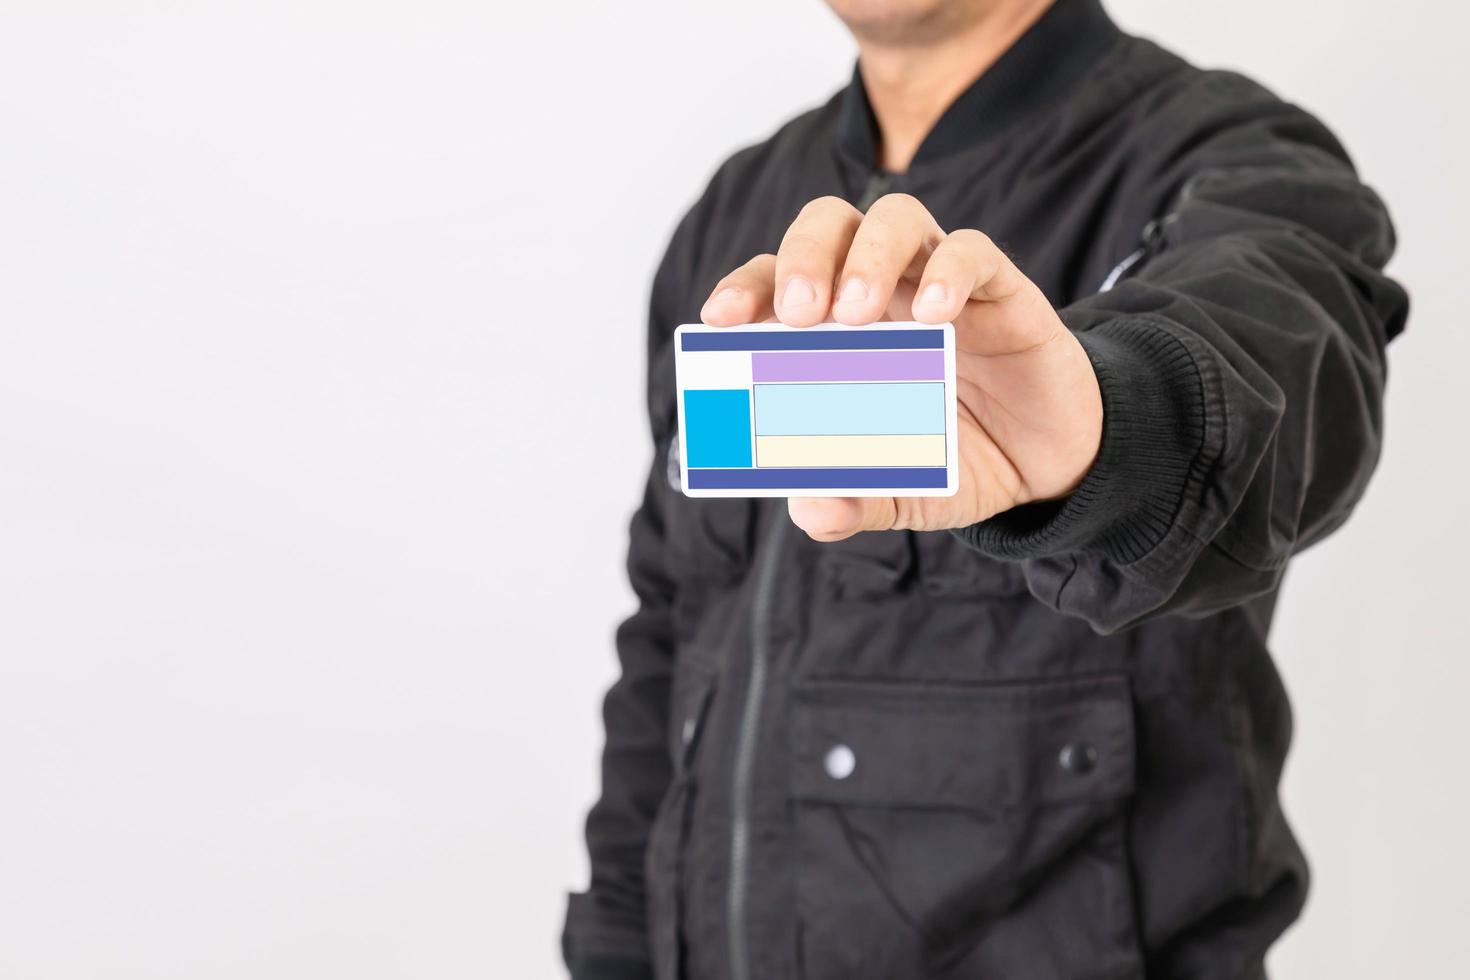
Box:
[564,0,1407,977]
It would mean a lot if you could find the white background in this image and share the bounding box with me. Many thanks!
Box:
[1,2,1466,977]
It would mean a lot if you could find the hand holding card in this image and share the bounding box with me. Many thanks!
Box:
[695,193,1103,542]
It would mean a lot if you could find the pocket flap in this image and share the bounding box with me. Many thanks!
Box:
[790,675,1134,810]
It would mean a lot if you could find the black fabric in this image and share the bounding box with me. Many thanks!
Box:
[565,3,1407,978]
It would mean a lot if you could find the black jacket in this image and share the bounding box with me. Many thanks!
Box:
[564,2,1408,978]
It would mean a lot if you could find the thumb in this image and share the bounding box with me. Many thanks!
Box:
[788,497,898,542]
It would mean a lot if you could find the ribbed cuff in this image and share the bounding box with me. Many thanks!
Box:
[957,318,1208,564]
[569,954,654,980]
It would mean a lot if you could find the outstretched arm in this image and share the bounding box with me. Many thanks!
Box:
[700,86,1406,633]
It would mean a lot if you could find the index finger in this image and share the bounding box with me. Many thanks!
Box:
[832,193,945,325]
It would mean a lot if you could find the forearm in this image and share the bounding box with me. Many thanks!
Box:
[961,172,1404,630]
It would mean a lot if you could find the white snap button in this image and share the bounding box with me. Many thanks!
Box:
[823,743,856,780]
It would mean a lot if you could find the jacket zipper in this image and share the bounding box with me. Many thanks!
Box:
[727,172,881,978]
[1098,217,1165,292]
[727,512,788,980]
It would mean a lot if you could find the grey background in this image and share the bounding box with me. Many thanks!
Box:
[1,1,1465,977]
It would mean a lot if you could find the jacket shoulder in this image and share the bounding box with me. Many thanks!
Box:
[1115,37,1349,161]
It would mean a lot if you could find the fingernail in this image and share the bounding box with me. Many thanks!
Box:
[782,276,816,309]
[919,283,947,307]
[838,278,869,305]
[701,287,740,321]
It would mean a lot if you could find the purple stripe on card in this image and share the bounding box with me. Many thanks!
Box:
[750,349,944,383]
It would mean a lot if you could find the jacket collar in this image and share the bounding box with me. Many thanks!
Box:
[836,0,1122,171]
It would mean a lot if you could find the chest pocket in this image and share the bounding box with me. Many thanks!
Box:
[788,675,1143,980]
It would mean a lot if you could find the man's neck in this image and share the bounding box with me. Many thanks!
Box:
[856,0,1055,173]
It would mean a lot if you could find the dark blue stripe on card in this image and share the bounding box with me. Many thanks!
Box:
[680,329,944,352]
[686,467,948,490]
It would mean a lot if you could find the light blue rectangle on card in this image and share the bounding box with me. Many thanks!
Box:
[752,382,945,436]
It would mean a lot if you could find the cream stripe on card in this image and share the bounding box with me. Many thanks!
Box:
[753,434,946,468]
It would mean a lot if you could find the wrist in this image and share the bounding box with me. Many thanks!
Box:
[960,316,1209,562]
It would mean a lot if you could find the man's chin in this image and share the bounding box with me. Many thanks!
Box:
[824,0,981,46]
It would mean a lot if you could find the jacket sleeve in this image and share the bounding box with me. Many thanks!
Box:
[562,199,709,980]
[957,74,1409,633]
